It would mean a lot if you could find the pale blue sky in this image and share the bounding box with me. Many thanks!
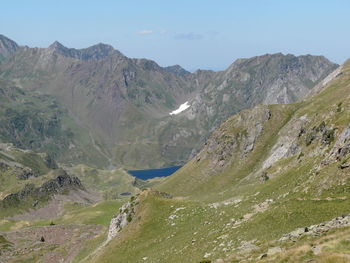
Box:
[1,0,349,71]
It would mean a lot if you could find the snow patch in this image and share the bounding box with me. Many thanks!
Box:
[170,101,190,115]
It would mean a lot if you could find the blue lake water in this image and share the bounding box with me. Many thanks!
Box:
[128,166,182,180]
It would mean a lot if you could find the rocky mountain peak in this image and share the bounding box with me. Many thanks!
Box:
[48,40,65,49]
[164,65,190,76]
[0,34,19,60]
[80,42,124,60]
[47,40,75,57]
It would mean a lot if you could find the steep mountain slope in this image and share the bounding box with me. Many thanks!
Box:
[0,39,196,168]
[0,78,109,167]
[88,59,350,263]
[157,58,348,201]
[158,54,338,166]
[0,35,19,62]
[0,35,337,168]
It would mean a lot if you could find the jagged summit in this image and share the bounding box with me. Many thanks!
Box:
[48,40,65,49]
[47,40,69,55]
[47,40,123,60]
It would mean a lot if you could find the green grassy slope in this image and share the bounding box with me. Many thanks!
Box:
[69,164,140,199]
[0,144,56,199]
[88,60,350,263]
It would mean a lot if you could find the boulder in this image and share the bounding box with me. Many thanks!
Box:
[267,247,282,256]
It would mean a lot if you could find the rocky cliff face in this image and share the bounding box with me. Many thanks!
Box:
[201,105,271,170]
[0,35,338,168]
[144,54,338,167]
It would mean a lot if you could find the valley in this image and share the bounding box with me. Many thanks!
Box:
[0,32,350,263]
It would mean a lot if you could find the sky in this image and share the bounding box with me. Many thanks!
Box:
[1,0,349,71]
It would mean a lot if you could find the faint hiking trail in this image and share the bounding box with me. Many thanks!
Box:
[89,131,116,170]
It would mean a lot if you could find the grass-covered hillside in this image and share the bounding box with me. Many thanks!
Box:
[0,78,110,167]
[87,59,350,263]
[68,165,140,199]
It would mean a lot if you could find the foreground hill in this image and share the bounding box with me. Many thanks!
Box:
[0,141,143,262]
[0,35,337,168]
[87,59,350,263]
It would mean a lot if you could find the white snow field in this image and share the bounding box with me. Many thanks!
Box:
[169,101,191,115]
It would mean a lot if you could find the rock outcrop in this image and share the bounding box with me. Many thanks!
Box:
[330,126,350,161]
[280,214,350,242]
[107,196,139,242]
[202,105,271,170]
[1,170,84,208]
[261,115,307,170]
[16,167,38,180]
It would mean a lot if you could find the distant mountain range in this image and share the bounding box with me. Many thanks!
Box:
[0,34,338,169]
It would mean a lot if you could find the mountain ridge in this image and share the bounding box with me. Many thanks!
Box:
[47,40,124,60]
[0,34,338,169]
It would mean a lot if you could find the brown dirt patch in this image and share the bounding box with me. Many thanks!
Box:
[0,224,105,263]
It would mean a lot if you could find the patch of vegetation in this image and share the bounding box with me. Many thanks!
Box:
[69,165,140,200]
[0,234,13,255]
